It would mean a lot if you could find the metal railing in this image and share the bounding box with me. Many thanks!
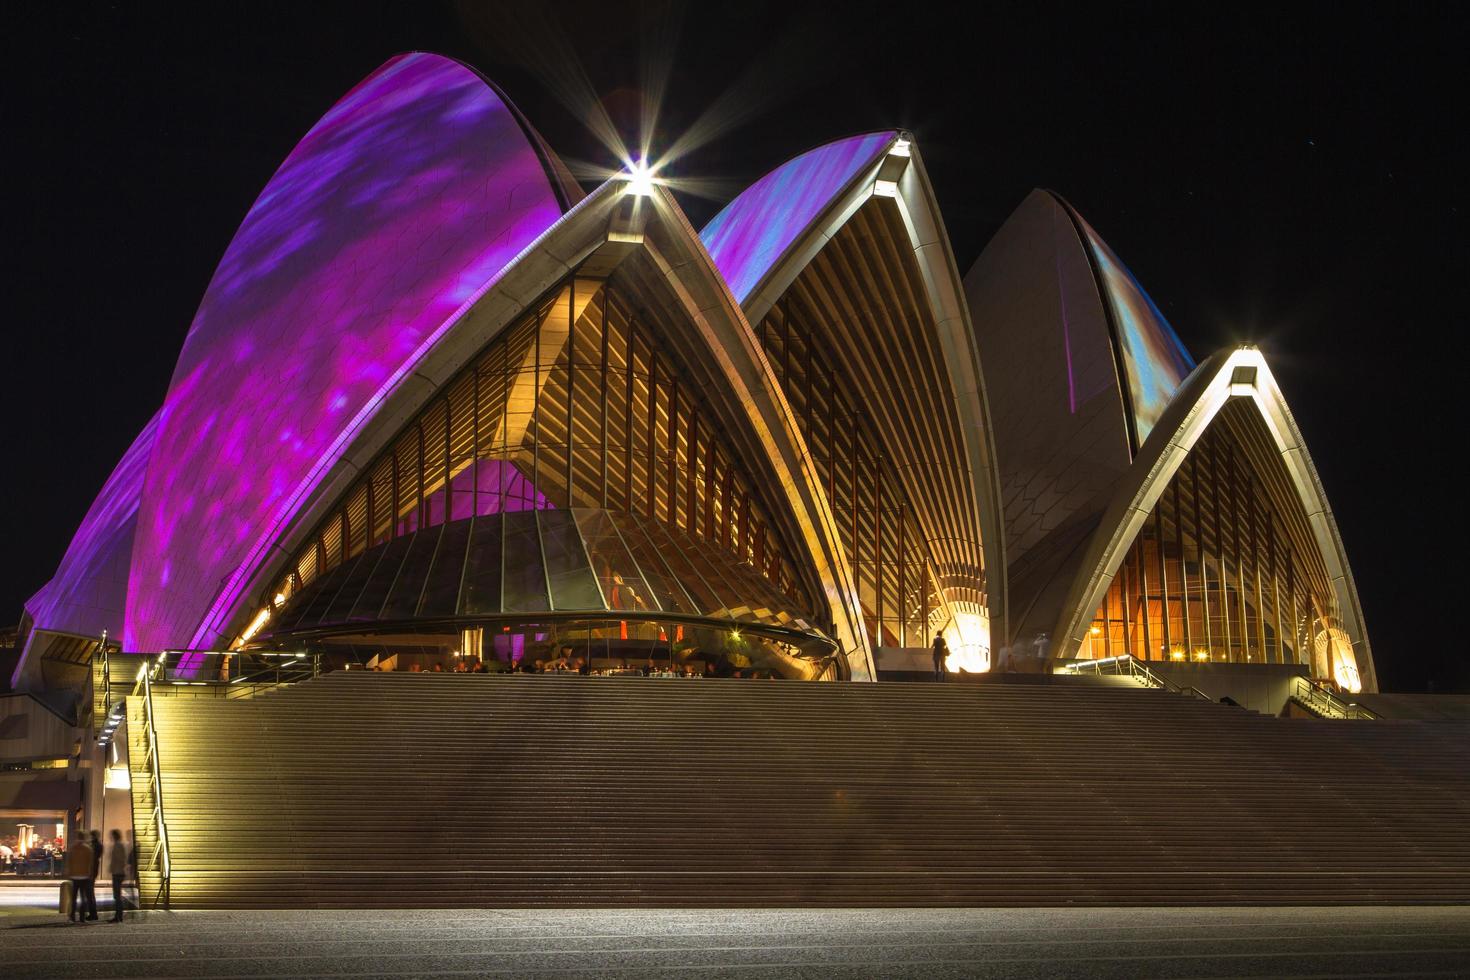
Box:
[93,632,129,747]
[134,661,171,909]
[144,650,321,700]
[1059,654,1212,700]
[1289,675,1377,720]
[97,630,111,721]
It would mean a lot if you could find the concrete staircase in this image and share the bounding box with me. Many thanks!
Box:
[130,672,1470,908]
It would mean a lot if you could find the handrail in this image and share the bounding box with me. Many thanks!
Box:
[144,650,320,700]
[99,630,111,721]
[224,652,320,699]
[1289,675,1376,720]
[1060,654,1211,700]
[137,661,171,909]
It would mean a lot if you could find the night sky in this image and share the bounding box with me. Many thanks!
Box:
[8,2,1466,692]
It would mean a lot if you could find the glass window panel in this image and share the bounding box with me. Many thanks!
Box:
[348,534,412,622]
[380,524,443,621]
[477,456,545,515]
[273,562,341,633]
[448,373,477,522]
[641,519,722,613]
[448,459,476,522]
[369,458,394,546]
[501,511,550,613]
[710,558,769,624]
[271,582,321,635]
[421,403,448,529]
[610,513,697,614]
[575,509,657,613]
[320,513,343,573]
[731,552,803,626]
[320,549,381,626]
[344,482,368,559]
[294,556,358,629]
[395,429,421,536]
[420,517,472,618]
[672,523,757,622]
[294,545,318,590]
[540,510,604,610]
[461,513,505,616]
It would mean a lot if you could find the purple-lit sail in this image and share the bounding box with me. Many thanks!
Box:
[700,132,896,304]
[126,53,566,652]
[1074,215,1195,445]
[26,411,161,641]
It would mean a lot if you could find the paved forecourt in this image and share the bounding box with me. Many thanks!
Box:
[3,906,1470,978]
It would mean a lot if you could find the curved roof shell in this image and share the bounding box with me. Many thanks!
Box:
[1053,347,1376,690]
[699,132,1007,658]
[964,190,1140,644]
[700,132,897,306]
[1067,207,1195,445]
[14,410,161,686]
[125,53,569,652]
[968,191,1369,685]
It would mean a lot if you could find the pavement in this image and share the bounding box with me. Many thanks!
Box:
[1,878,81,918]
[2,905,1469,978]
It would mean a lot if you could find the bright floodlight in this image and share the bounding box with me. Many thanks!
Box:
[624,160,656,196]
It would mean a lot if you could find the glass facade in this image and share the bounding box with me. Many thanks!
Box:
[758,299,947,648]
[263,270,819,643]
[756,201,990,656]
[1079,401,1347,677]
[269,509,820,635]
[254,615,835,680]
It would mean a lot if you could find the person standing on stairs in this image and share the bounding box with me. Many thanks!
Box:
[107,828,129,922]
[83,830,102,920]
[932,634,949,683]
[62,834,93,922]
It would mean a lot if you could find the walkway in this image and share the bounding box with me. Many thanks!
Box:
[4,906,1469,977]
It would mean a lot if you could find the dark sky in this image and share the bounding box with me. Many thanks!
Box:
[7,2,1467,692]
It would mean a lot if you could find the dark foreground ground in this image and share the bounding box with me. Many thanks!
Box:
[3,904,1470,979]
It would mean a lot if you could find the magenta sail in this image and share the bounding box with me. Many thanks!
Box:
[125,53,566,652]
[700,132,896,305]
[26,410,161,645]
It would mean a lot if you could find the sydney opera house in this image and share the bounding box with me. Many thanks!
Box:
[5,53,1428,910]
[11,51,1371,693]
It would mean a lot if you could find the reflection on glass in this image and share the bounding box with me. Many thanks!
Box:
[380,524,442,620]
[460,515,504,615]
[573,510,656,613]
[501,512,550,612]
[320,551,378,626]
[294,559,354,630]
[419,518,470,618]
[349,535,412,622]
[609,513,697,614]
[272,272,813,626]
[540,510,604,610]
[640,519,722,612]
[255,617,836,679]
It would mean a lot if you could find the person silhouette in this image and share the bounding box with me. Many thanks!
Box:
[932,634,949,683]
[107,828,128,922]
[62,834,93,923]
[84,830,102,920]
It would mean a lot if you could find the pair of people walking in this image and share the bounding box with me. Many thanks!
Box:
[63,829,132,923]
[932,634,949,682]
